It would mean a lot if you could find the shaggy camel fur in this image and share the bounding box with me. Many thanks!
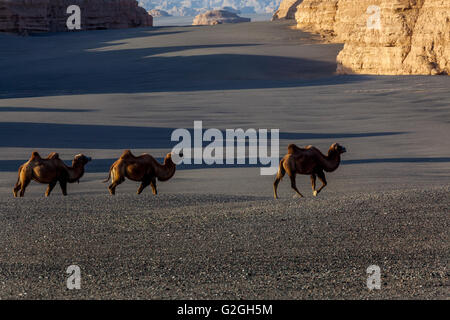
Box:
[273,143,346,199]
[13,152,91,197]
[104,150,182,195]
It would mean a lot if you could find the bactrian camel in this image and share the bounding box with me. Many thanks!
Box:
[104,150,182,195]
[273,143,346,199]
[13,151,91,197]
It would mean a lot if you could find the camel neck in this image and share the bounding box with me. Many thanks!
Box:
[163,158,175,167]
[324,151,341,172]
[157,157,176,181]
[68,162,85,182]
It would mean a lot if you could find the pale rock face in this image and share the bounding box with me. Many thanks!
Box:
[192,9,251,25]
[403,0,450,75]
[272,0,303,20]
[0,0,153,34]
[295,0,338,36]
[295,0,449,75]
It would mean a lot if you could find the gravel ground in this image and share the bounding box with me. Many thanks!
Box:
[0,186,448,299]
[0,21,449,300]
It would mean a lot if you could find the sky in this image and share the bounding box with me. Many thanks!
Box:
[139,0,282,15]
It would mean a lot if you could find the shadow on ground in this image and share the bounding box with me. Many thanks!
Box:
[0,107,94,113]
[0,27,364,99]
[0,122,406,149]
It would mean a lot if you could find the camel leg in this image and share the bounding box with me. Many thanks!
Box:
[108,177,123,195]
[289,172,304,198]
[59,180,68,196]
[13,165,23,197]
[273,160,286,199]
[108,181,118,195]
[150,177,157,195]
[45,181,57,197]
[13,180,21,198]
[310,174,317,196]
[19,177,31,197]
[137,178,150,195]
[315,170,327,196]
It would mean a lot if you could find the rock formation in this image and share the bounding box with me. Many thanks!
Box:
[0,0,153,34]
[294,0,449,75]
[192,9,251,25]
[272,0,303,20]
[148,9,171,17]
[295,0,338,36]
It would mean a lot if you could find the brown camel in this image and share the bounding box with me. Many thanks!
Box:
[13,151,92,197]
[104,150,182,195]
[273,143,346,199]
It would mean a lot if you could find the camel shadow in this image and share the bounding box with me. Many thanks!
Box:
[343,158,450,165]
[279,132,406,139]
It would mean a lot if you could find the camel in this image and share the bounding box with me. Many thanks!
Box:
[104,150,182,195]
[13,151,92,197]
[273,143,346,199]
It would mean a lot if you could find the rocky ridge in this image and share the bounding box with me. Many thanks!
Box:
[0,0,152,34]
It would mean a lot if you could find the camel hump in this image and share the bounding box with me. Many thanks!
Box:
[120,149,134,159]
[30,151,41,160]
[46,152,60,160]
[287,144,301,154]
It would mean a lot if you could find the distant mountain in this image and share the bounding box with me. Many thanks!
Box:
[139,0,281,16]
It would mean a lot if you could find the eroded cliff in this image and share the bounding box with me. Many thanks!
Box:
[272,0,303,20]
[294,0,449,75]
[0,0,153,34]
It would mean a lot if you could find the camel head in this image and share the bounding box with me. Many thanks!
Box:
[72,154,92,167]
[167,151,184,165]
[330,143,347,155]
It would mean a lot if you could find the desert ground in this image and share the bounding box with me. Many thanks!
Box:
[0,21,449,299]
